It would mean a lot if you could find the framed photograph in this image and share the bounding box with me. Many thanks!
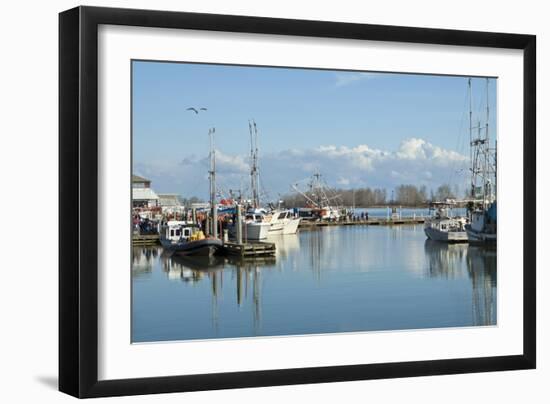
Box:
[59,6,536,398]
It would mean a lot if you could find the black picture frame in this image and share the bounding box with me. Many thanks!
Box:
[59,5,536,398]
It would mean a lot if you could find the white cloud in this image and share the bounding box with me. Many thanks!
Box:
[337,177,350,186]
[396,137,466,164]
[211,151,249,174]
[134,138,470,200]
[334,72,378,87]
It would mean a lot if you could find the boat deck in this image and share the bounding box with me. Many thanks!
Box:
[132,234,160,246]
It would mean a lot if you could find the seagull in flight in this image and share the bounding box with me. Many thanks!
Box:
[186,107,208,114]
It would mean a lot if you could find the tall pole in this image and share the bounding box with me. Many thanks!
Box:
[468,78,473,199]
[249,120,260,209]
[485,77,493,207]
[236,204,243,244]
[485,77,494,203]
[209,127,218,239]
[254,121,260,209]
[249,120,254,208]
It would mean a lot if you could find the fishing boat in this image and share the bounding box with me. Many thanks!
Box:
[424,201,468,242]
[160,221,222,257]
[464,78,497,245]
[247,208,301,235]
[291,172,342,221]
[466,201,497,244]
[265,209,301,234]
[242,212,271,240]
[243,120,301,235]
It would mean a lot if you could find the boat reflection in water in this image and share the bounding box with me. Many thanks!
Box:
[161,254,226,283]
[466,245,497,326]
[132,224,497,342]
[424,240,496,326]
[131,246,159,278]
[158,250,276,333]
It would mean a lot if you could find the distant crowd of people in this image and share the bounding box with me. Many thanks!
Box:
[348,211,369,221]
[133,216,158,235]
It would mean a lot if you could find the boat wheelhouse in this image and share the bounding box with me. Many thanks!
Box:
[160,221,222,257]
[424,202,468,242]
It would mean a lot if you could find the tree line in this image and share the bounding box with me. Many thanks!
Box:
[281,183,458,208]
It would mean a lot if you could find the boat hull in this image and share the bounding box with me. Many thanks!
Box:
[424,226,468,242]
[465,226,497,245]
[243,222,271,240]
[268,218,301,235]
[162,238,223,257]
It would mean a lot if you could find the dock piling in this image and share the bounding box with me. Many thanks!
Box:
[236,204,243,244]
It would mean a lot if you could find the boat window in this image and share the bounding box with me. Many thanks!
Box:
[184,229,191,237]
[175,229,181,236]
[170,229,174,237]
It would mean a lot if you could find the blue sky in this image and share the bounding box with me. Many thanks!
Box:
[132,60,496,200]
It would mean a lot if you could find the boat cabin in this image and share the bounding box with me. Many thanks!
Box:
[244,213,264,223]
[272,210,294,220]
[161,221,200,243]
[428,201,458,219]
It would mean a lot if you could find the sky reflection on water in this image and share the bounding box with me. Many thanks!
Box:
[132,224,496,343]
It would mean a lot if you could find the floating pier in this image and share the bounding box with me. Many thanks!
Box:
[299,217,425,228]
[132,234,160,246]
[223,241,276,257]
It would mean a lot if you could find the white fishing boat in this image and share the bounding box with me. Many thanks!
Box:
[243,121,302,236]
[264,209,301,234]
[242,213,271,240]
[424,202,468,242]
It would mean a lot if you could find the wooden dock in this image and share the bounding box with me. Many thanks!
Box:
[132,234,160,246]
[299,217,425,228]
[223,241,276,257]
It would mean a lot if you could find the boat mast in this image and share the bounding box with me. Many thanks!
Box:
[481,78,496,207]
[469,78,495,210]
[208,127,218,238]
[485,77,496,204]
[469,78,474,199]
[249,120,260,209]
[313,172,322,207]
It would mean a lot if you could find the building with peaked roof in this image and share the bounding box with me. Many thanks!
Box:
[132,174,159,208]
[132,174,151,188]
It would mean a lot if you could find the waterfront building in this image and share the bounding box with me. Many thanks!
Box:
[158,193,185,215]
[132,174,159,208]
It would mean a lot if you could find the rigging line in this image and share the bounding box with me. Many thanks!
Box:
[258,173,271,202]
[445,83,470,193]
[473,78,485,129]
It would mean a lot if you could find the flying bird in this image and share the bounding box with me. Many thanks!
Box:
[186,107,208,114]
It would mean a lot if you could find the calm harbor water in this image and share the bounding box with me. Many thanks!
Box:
[132,224,496,343]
